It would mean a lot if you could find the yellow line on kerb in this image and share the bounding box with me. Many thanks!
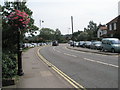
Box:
[37,47,86,90]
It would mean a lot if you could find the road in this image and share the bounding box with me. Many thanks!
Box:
[39,44,118,88]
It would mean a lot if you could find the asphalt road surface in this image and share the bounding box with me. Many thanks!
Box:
[39,44,118,88]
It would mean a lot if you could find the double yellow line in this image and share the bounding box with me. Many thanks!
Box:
[37,47,86,90]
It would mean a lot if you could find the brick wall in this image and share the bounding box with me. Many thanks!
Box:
[116,15,120,39]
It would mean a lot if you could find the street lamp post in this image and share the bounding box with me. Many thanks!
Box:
[39,20,44,29]
[17,0,24,76]
[17,28,24,76]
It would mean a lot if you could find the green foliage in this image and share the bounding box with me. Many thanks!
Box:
[39,28,55,41]
[2,1,39,80]
[84,21,98,40]
[2,53,17,79]
[2,1,39,33]
[78,32,89,41]
[59,35,68,43]
[2,26,18,53]
[2,1,39,52]
[72,31,83,41]
[38,28,65,43]
[54,28,62,42]
[72,21,98,41]
[24,28,67,43]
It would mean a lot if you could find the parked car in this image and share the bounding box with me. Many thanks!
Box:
[37,43,42,46]
[101,38,120,53]
[75,42,79,47]
[68,40,73,44]
[90,41,102,50]
[79,41,85,47]
[52,41,59,46]
[70,41,76,47]
[70,41,74,46]
[84,41,92,48]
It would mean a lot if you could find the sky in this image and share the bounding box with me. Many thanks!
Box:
[1,0,120,35]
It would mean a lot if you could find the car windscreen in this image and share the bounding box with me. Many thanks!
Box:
[94,41,101,44]
[111,40,120,44]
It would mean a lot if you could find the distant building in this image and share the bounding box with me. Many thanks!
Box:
[118,1,120,15]
[97,25,107,39]
[106,15,120,39]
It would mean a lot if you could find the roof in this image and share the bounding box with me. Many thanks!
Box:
[107,15,120,24]
[98,26,107,31]
[100,26,107,30]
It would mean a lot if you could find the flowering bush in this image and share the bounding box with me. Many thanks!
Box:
[8,10,30,29]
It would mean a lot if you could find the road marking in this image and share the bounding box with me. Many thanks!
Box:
[53,47,61,53]
[84,58,119,68]
[37,47,86,90]
[63,53,77,57]
[53,46,77,57]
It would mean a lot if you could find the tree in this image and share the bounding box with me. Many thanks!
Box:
[78,32,89,41]
[2,1,39,53]
[84,21,98,40]
[72,30,83,41]
[2,1,39,79]
[39,28,55,42]
[54,28,62,42]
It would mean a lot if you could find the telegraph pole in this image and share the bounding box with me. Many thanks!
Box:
[71,16,74,47]
[71,16,74,35]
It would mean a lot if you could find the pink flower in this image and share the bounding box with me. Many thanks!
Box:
[19,19,23,21]
[15,10,21,14]
[26,18,30,23]
[22,21,26,24]
[8,9,30,29]
[23,25,26,27]
[12,17,18,19]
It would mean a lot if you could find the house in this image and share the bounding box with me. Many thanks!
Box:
[106,15,120,39]
[97,25,107,39]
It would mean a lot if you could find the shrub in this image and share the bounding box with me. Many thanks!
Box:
[2,53,17,79]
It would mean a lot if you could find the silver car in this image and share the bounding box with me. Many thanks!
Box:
[90,41,102,50]
[101,38,120,53]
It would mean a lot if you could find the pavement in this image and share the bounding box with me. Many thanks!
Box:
[67,46,119,56]
[3,47,73,88]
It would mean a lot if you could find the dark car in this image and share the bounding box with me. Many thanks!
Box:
[90,41,102,50]
[52,41,59,46]
[84,41,92,48]
[79,41,85,47]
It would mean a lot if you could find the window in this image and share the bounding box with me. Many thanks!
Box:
[110,34,113,37]
[114,23,116,30]
[102,40,107,44]
[109,24,112,30]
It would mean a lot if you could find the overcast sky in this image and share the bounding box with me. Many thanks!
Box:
[1,0,120,35]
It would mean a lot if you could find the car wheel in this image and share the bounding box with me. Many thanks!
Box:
[101,47,104,52]
[111,48,115,53]
[95,46,97,50]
